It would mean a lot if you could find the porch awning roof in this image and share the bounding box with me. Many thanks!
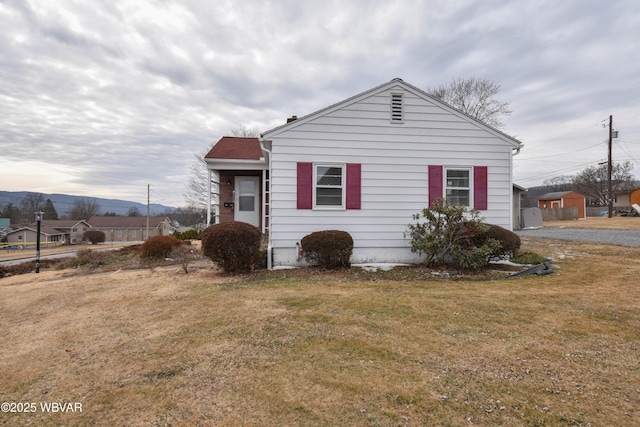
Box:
[205,137,264,160]
[204,136,267,170]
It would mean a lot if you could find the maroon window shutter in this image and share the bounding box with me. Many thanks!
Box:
[474,166,488,210]
[346,163,361,210]
[297,162,313,209]
[428,165,443,206]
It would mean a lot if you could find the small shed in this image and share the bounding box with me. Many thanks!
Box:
[630,188,640,206]
[537,191,586,219]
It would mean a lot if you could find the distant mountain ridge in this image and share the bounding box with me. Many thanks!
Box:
[0,191,176,217]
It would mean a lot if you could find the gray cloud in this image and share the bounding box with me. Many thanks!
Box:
[1,0,639,206]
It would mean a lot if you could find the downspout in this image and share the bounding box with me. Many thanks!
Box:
[260,138,273,270]
[207,169,212,226]
[511,144,523,231]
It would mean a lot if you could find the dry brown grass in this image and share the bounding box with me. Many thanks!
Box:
[543,215,640,230]
[1,237,639,426]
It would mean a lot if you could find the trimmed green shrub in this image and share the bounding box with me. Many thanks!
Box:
[301,230,353,269]
[470,223,521,260]
[83,230,106,245]
[406,200,500,269]
[172,229,201,240]
[201,221,262,273]
[140,235,181,259]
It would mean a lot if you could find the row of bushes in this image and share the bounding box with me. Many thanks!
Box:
[138,199,527,274]
[172,229,201,240]
[193,202,524,273]
[82,229,202,245]
[5,205,531,276]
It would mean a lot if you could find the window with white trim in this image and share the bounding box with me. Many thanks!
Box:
[314,164,345,208]
[445,168,471,207]
[391,93,403,123]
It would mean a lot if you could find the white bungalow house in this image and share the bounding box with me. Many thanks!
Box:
[205,78,523,267]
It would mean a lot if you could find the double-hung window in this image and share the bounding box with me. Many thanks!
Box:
[315,164,344,208]
[445,168,471,207]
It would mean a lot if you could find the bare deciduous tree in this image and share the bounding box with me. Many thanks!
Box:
[127,206,142,216]
[19,192,44,218]
[230,125,261,138]
[69,199,100,220]
[572,161,635,205]
[542,175,573,192]
[183,147,214,209]
[169,205,206,227]
[427,77,512,129]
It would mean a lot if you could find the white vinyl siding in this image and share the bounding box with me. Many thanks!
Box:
[264,80,519,265]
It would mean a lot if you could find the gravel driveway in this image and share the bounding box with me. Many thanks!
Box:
[516,228,640,248]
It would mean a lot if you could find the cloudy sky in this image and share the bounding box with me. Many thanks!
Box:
[1,0,639,207]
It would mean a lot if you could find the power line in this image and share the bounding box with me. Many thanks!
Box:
[515,140,605,161]
[515,159,604,183]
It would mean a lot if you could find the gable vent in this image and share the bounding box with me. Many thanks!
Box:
[391,93,403,123]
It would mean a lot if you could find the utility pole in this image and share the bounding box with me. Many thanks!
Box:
[607,115,613,218]
[35,211,43,273]
[146,184,150,241]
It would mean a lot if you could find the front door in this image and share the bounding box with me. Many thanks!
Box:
[235,176,260,227]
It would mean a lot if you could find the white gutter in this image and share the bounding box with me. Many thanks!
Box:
[206,169,212,226]
[260,138,273,270]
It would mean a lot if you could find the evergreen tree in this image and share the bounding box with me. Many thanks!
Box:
[43,199,59,220]
[0,202,21,225]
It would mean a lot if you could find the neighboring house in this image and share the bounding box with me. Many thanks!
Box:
[537,191,586,219]
[5,220,91,245]
[88,216,171,242]
[0,218,10,240]
[614,187,640,211]
[205,78,524,267]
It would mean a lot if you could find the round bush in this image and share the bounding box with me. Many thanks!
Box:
[301,230,353,269]
[201,221,262,273]
[140,235,182,259]
[83,230,106,245]
[473,224,521,259]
